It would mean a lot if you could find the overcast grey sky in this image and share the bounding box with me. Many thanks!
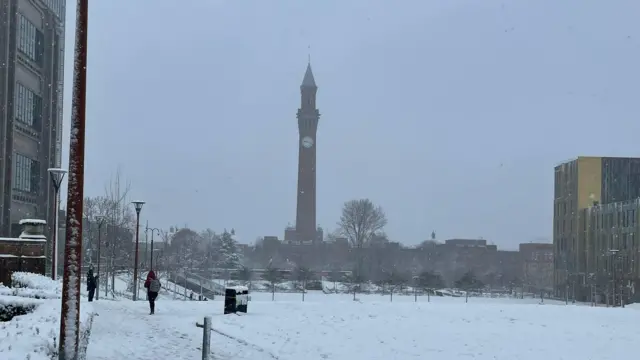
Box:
[60,0,640,249]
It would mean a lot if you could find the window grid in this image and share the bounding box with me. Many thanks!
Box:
[17,14,44,66]
[14,83,42,128]
[13,153,39,194]
[44,0,65,19]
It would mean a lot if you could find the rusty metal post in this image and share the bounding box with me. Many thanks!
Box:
[58,1,88,359]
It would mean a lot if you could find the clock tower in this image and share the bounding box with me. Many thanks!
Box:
[295,62,320,244]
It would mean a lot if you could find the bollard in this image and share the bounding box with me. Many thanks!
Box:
[196,316,212,360]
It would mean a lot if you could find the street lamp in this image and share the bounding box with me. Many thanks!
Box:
[95,215,106,300]
[146,226,161,271]
[131,200,145,301]
[48,167,67,280]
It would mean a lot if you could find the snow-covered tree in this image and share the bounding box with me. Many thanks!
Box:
[218,229,241,271]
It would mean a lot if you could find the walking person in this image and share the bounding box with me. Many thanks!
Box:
[144,270,161,315]
[87,267,97,302]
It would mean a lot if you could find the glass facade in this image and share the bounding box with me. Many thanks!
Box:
[601,157,640,205]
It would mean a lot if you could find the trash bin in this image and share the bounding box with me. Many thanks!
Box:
[224,286,249,314]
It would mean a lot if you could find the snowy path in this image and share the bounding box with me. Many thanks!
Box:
[86,300,203,360]
[85,299,275,360]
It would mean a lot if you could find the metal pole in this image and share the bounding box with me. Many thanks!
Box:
[150,230,155,270]
[144,222,148,269]
[49,168,66,280]
[196,316,212,360]
[59,0,88,358]
[96,220,103,300]
[133,211,141,301]
[51,188,59,279]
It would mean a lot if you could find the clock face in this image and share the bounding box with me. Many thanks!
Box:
[301,136,314,148]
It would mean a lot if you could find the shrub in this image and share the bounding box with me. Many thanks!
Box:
[11,272,61,299]
[0,297,38,321]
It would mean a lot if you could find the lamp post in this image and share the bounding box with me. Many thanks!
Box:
[48,168,67,280]
[95,216,105,300]
[144,220,149,269]
[131,200,145,301]
[146,226,161,271]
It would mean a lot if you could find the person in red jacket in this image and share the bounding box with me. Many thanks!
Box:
[144,270,161,314]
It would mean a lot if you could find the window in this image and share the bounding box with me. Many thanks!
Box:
[14,83,42,128]
[44,0,65,19]
[17,14,44,66]
[13,153,39,194]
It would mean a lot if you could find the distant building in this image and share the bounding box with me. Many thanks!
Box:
[444,239,488,248]
[554,156,640,301]
[519,243,553,292]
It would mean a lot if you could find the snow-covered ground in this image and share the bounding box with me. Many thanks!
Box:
[1,272,96,360]
[85,291,639,360]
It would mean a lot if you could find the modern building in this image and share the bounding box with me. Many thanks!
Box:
[289,62,321,244]
[553,156,640,301]
[578,198,640,303]
[0,0,66,238]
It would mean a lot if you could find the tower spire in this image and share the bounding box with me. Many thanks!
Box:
[301,62,317,88]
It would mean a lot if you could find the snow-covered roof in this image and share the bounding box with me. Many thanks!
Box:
[19,219,46,225]
[19,233,46,239]
[0,254,45,258]
[227,285,249,292]
[0,236,46,242]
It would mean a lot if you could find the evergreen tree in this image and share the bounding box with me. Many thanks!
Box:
[218,229,241,270]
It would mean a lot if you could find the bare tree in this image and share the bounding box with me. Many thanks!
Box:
[344,268,367,301]
[337,199,387,283]
[381,267,408,302]
[337,199,387,248]
[294,265,312,301]
[237,266,253,290]
[90,168,136,296]
[262,264,283,301]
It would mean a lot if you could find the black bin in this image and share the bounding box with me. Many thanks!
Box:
[224,286,249,314]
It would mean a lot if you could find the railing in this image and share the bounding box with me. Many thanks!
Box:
[167,272,225,300]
